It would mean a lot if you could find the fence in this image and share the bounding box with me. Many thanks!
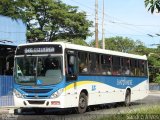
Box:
[149,83,160,91]
[0,75,14,106]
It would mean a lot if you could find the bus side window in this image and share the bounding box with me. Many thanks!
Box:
[144,61,148,76]
[140,60,147,76]
[100,55,112,75]
[121,57,131,76]
[88,53,100,74]
[66,50,77,75]
[130,59,136,76]
[137,60,141,76]
[78,52,88,74]
[68,55,75,74]
[112,56,121,75]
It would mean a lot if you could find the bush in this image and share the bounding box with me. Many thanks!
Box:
[154,74,160,83]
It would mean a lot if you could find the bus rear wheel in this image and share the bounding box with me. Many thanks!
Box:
[77,92,88,114]
[124,89,131,106]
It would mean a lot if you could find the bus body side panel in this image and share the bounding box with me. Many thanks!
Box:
[63,75,148,107]
[130,80,149,101]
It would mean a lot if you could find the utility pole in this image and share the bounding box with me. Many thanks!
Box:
[95,0,99,48]
[102,0,105,49]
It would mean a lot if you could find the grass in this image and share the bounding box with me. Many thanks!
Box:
[98,105,160,120]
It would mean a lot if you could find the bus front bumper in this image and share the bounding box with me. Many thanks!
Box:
[14,96,64,108]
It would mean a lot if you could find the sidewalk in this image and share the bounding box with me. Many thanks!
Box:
[0,106,16,115]
[149,90,160,94]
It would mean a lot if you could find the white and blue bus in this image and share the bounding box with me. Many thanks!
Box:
[13,42,149,113]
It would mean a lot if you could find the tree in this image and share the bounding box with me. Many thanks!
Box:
[71,39,89,46]
[144,0,160,82]
[90,36,143,53]
[148,53,160,83]
[131,44,153,56]
[154,74,160,83]
[0,0,92,42]
[145,45,160,83]
[145,0,160,13]
[104,37,140,53]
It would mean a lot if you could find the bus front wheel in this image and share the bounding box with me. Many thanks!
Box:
[77,92,88,114]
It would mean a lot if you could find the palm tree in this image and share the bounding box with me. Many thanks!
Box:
[145,0,160,13]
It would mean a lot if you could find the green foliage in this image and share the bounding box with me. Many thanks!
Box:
[154,74,160,83]
[90,36,144,53]
[98,105,160,120]
[71,39,89,46]
[148,54,160,67]
[147,46,160,82]
[145,0,160,13]
[0,0,93,42]
[131,44,154,56]
[104,36,137,53]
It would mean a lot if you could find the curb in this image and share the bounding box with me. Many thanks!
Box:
[0,109,10,115]
[149,90,160,94]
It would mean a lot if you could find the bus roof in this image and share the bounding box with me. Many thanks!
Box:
[18,42,147,60]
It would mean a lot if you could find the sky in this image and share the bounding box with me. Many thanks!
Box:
[0,15,26,46]
[63,0,160,48]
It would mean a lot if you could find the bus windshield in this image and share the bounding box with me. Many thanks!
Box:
[15,56,63,86]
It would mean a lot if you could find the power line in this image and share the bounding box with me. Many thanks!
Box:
[0,30,26,34]
[69,0,160,27]
[109,21,160,27]
[104,30,153,37]
[68,0,160,36]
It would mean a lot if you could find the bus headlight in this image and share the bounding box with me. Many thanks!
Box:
[50,88,64,99]
[13,89,23,98]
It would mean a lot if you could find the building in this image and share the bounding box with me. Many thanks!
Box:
[0,15,26,76]
[0,16,26,106]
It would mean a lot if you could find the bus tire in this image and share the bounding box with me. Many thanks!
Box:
[14,108,22,115]
[124,89,131,106]
[77,92,88,114]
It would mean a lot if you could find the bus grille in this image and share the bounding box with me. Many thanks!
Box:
[28,100,45,105]
[25,95,49,99]
[21,89,52,93]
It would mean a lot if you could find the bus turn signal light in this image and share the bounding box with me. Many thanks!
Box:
[51,101,60,105]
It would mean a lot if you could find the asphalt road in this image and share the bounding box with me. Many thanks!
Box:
[1,93,160,120]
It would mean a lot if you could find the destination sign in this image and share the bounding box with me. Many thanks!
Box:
[16,44,62,55]
[24,47,55,54]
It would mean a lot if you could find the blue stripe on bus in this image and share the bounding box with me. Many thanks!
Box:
[14,75,147,96]
[77,76,148,89]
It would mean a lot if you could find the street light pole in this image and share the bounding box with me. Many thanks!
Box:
[95,0,99,48]
[102,0,105,49]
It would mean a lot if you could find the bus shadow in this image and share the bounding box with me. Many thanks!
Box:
[14,102,145,115]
